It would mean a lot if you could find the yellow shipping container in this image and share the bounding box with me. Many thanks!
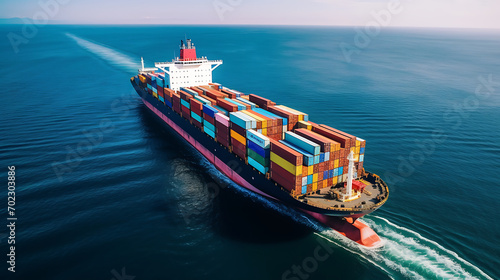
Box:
[355,146,360,154]
[153,92,158,98]
[308,165,314,175]
[356,139,361,147]
[241,110,267,128]
[334,159,339,169]
[313,173,318,182]
[354,154,360,162]
[333,142,340,152]
[139,75,147,83]
[230,129,246,146]
[350,147,355,153]
[323,180,327,188]
[312,182,317,191]
[262,128,267,136]
[297,121,312,130]
[332,176,338,185]
[270,152,302,176]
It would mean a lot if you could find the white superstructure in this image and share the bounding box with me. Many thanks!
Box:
[154,39,222,91]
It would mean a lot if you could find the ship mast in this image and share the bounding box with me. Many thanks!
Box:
[346,151,355,198]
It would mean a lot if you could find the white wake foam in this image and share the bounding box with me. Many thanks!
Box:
[361,216,494,280]
[196,151,493,279]
[66,33,139,73]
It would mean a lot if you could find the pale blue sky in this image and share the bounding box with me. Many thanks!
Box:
[1,0,499,28]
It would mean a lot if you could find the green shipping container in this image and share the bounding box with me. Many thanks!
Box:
[247,148,269,167]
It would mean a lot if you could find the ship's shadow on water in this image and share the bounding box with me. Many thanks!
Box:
[136,103,314,243]
[213,188,314,243]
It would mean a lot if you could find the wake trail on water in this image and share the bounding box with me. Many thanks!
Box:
[66,33,139,74]
[200,156,492,280]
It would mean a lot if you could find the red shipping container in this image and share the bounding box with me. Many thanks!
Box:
[164,88,175,98]
[190,99,203,116]
[217,136,230,148]
[313,164,319,174]
[221,89,237,99]
[217,98,239,112]
[198,94,216,106]
[270,162,302,187]
[249,94,276,109]
[312,124,351,149]
[231,122,246,137]
[294,129,340,153]
[172,93,181,113]
[192,118,202,129]
[327,178,333,186]
[302,166,308,176]
[319,162,325,173]
[271,170,300,194]
[233,147,246,160]
[231,99,251,110]
[157,86,164,97]
[318,172,323,181]
[269,139,303,166]
[319,124,356,147]
[180,91,193,102]
[165,94,172,103]
[216,122,230,133]
[231,137,246,151]
[204,114,215,126]
[200,86,227,99]
[267,106,298,125]
[189,87,204,95]
[181,104,190,114]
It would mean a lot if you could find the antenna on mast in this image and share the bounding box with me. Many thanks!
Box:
[141,57,144,71]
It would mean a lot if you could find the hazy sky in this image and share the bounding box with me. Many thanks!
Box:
[1,0,499,28]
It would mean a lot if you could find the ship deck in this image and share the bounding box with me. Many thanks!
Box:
[298,174,389,212]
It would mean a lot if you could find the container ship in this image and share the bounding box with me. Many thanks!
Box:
[130,39,389,247]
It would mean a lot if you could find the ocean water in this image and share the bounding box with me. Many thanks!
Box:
[0,25,499,280]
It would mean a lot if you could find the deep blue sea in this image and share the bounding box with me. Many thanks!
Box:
[0,25,499,280]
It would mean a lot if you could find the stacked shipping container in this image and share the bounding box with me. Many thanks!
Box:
[136,76,367,196]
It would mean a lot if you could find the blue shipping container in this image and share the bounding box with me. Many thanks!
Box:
[285,132,320,155]
[253,108,288,126]
[165,100,172,108]
[246,129,270,149]
[191,111,202,123]
[247,140,270,159]
[248,157,269,174]
[212,105,228,116]
[224,98,246,110]
[279,140,314,166]
[204,126,215,138]
[203,119,215,132]
[203,104,218,118]
[180,99,190,109]
[236,97,257,109]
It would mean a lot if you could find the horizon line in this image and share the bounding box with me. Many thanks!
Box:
[1,20,499,31]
